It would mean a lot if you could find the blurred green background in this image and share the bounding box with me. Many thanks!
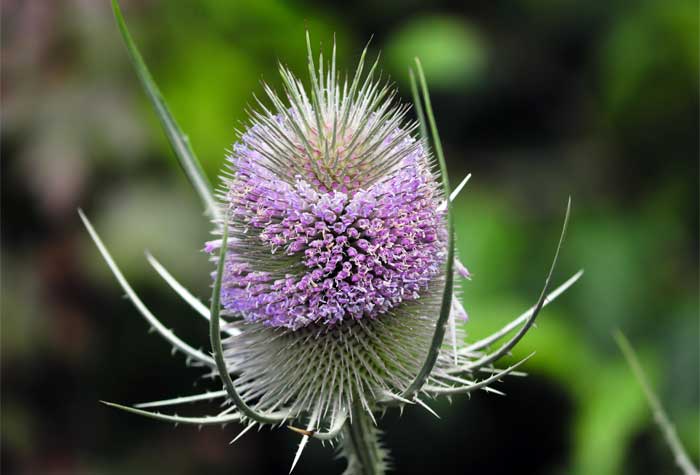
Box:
[2,0,698,474]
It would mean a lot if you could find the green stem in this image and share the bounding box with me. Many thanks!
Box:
[341,404,385,475]
[614,330,699,475]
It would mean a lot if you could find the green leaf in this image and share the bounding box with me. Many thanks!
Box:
[111,0,220,221]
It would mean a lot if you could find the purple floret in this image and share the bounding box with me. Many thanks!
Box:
[209,116,447,330]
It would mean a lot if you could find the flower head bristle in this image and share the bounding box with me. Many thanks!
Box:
[211,39,447,331]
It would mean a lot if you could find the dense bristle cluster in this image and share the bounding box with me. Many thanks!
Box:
[208,43,447,330]
[221,276,450,422]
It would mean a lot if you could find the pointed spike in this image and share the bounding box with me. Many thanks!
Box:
[78,210,215,367]
[455,259,472,281]
[100,400,242,426]
[217,404,237,417]
[146,252,239,336]
[463,270,583,355]
[414,398,440,419]
[135,390,227,409]
[449,305,458,366]
[426,352,536,396]
[464,199,572,372]
[437,173,472,212]
[380,391,414,405]
[289,415,314,475]
[230,423,256,445]
[289,435,309,474]
[450,173,472,202]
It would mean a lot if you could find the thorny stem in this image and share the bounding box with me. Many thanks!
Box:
[341,404,384,475]
[613,330,699,475]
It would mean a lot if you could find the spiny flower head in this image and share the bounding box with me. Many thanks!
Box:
[198,39,464,426]
[94,7,578,473]
[208,42,447,331]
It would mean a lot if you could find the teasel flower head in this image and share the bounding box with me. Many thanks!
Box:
[84,3,582,473]
[201,34,457,418]
[209,51,447,331]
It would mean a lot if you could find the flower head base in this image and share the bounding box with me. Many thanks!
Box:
[209,46,446,330]
[225,287,449,422]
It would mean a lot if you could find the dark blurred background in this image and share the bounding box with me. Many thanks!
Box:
[2,0,698,474]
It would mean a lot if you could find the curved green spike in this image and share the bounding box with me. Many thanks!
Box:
[402,57,454,398]
[408,68,428,141]
[424,353,535,396]
[209,220,288,425]
[464,197,571,373]
[462,270,583,356]
[101,400,241,426]
[79,210,215,367]
[146,252,209,319]
[145,252,240,337]
[111,0,220,221]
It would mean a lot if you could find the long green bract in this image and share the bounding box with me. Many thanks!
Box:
[111,0,220,221]
[402,58,454,398]
[209,219,287,425]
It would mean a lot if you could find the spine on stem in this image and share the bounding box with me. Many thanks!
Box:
[340,404,388,475]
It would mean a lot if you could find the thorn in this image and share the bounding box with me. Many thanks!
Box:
[437,173,472,212]
[482,386,506,396]
[366,408,377,426]
[288,425,315,437]
[382,391,414,405]
[230,423,255,445]
[289,434,310,474]
[415,398,440,419]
